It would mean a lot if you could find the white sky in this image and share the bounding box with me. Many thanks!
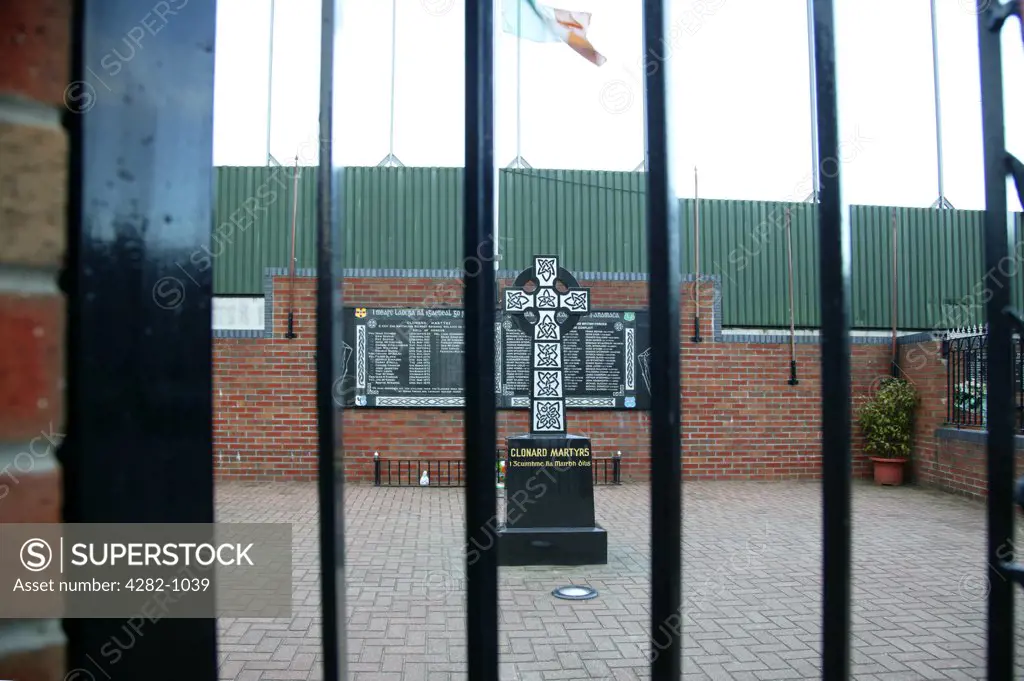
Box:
[212,0,1024,210]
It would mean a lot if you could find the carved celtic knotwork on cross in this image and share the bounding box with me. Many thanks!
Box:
[503,255,591,434]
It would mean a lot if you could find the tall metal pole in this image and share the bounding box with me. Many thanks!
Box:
[929,0,948,207]
[286,154,299,339]
[694,167,699,289]
[493,0,502,269]
[315,0,348,675]
[692,167,702,342]
[805,0,820,202]
[377,0,402,167]
[811,0,851,676]
[516,0,522,162]
[643,0,682,676]
[786,208,799,385]
[464,0,499,678]
[890,208,898,374]
[266,0,275,165]
[389,0,397,158]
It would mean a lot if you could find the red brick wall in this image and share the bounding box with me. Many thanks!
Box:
[900,339,951,488]
[927,434,1024,500]
[214,275,890,483]
[902,338,1024,500]
[0,2,70,680]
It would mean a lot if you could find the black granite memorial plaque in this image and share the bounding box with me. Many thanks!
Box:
[498,433,607,565]
[337,307,652,410]
[496,255,608,566]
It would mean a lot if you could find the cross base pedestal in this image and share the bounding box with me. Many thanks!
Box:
[496,433,608,566]
[496,526,608,566]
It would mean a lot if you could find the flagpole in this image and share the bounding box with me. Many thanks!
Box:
[389,0,397,158]
[929,0,950,209]
[266,0,275,165]
[377,0,402,166]
[493,0,501,271]
[516,0,522,163]
[804,0,819,202]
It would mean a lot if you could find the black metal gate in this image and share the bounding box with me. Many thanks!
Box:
[61,0,1023,679]
[977,2,1024,678]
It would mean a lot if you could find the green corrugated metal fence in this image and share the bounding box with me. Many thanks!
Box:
[214,166,318,295]
[499,169,647,273]
[849,205,989,330]
[213,165,1023,330]
[680,199,820,329]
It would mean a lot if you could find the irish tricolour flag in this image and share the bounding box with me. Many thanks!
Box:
[501,0,607,66]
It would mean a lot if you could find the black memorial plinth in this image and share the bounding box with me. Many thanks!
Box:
[496,433,608,566]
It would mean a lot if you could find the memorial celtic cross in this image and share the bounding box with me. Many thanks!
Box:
[502,255,590,434]
[497,254,606,566]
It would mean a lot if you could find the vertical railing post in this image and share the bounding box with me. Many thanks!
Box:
[66,0,219,676]
[316,0,348,677]
[642,0,682,677]
[464,0,499,678]
[810,0,851,677]
[946,339,953,426]
[1017,337,1023,433]
[976,1,1015,674]
[982,334,989,428]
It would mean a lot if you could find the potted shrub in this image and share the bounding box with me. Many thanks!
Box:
[858,376,918,486]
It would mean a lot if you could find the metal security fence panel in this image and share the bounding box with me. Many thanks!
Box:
[680,199,819,328]
[499,168,647,274]
[213,166,319,296]
[344,166,465,271]
[213,165,1024,332]
[850,204,989,330]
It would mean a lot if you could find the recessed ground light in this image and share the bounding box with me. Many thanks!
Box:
[552,585,598,600]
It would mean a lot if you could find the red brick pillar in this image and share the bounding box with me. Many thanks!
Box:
[0,2,70,680]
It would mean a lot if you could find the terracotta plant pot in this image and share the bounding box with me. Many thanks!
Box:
[870,457,906,486]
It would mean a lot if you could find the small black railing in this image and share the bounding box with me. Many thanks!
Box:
[372,451,623,487]
[944,329,1024,432]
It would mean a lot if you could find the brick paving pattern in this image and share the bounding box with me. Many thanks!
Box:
[214,481,1024,680]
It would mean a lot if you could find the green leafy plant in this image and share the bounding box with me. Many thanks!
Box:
[858,377,918,459]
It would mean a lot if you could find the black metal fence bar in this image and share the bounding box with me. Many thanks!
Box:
[642,0,683,678]
[463,0,499,678]
[1018,336,1024,432]
[317,0,347,678]
[976,1,1016,676]
[811,0,852,677]
[373,455,623,487]
[66,2,218,678]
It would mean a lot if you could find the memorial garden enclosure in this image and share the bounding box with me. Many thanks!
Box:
[206,171,1024,495]
[215,269,944,487]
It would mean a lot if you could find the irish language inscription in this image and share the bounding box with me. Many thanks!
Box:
[336,307,651,409]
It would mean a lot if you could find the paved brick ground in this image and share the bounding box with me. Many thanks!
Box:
[214,481,1024,680]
